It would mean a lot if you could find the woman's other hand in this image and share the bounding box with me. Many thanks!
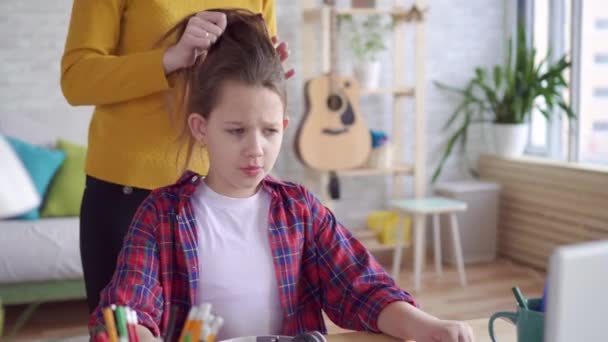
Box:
[272,36,294,79]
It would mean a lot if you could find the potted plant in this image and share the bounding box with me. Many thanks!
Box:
[339,14,393,89]
[432,25,576,182]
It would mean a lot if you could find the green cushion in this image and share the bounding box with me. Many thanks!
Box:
[40,140,87,217]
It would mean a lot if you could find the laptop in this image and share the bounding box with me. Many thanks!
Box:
[545,240,608,341]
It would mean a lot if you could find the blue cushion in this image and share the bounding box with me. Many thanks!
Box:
[4,135,66,219]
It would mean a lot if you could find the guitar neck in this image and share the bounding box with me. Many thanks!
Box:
[326,0,338,91]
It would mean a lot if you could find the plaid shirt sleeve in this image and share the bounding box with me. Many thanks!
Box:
[302,186,417,333]
[88,196,164,337]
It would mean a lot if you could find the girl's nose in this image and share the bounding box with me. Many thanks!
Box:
[244,132,264,157]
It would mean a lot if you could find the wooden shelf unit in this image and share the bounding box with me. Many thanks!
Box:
[300,0,427,255]
[302,6,423,20]
[336,164,414,177]
[361,86,415,96]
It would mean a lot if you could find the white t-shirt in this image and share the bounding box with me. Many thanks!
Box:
[191,181,283,340]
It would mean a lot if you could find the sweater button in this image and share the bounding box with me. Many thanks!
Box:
[123,186,133,195]
[191,175,198,183]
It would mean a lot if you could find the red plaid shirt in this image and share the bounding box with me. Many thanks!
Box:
[90,171,416,340]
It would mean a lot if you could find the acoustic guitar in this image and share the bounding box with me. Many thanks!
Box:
[295,0,372,171]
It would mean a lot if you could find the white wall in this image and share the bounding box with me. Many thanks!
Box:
[0,0,506,228]
[0,1,91,146]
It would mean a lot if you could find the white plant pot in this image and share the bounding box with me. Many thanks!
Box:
[367,143,393,169]
[492,123,529,157]
[354,61,381,89]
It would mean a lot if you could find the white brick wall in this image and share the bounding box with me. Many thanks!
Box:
[0,0,505,228]
[0,0,91,146]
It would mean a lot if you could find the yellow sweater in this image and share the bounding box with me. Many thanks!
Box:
[61,0,277,190]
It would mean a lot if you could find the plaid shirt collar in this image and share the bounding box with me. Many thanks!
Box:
[174,170,292,201]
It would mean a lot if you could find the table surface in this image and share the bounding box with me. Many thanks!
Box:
[56,317,517,342]
[327,317,516,342]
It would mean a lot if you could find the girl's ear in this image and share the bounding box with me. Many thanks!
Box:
[188,113,208,145]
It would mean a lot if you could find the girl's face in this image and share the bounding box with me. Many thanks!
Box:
[188,80,288,198]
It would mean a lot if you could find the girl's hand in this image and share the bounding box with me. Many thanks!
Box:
[272,36,295,79]
[163,11,228,74]
[421,319,474,342]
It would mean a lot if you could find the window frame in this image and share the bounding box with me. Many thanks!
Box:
[515,0,583,162]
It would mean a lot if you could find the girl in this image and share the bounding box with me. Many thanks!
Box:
[90,9,473,342]
[62,0,289,313]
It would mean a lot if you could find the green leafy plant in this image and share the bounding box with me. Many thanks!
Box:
[432,25,576,182]
[339,14,394,63]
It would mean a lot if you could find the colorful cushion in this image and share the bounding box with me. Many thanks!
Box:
[5,135,66,219]
[41,140,87,217]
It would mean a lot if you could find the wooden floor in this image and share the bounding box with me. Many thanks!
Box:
[3,258,545,341]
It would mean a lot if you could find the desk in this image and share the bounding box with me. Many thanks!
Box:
[54,318,517,342]
[327,318,516,342]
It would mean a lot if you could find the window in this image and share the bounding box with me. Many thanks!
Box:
[594,54,608,64]
[593,87,608,98]
[595,17,608,29]
[529,0,550,152]
[523,0,608,165]
[577,1,608,164]
[526,0,571,159]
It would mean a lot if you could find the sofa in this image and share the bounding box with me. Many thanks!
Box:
[0,218,84,304]
[0,130,86,336]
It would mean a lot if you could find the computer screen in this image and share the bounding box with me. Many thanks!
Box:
[545,240,608,341]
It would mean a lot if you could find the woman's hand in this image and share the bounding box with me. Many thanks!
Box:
[163,11,227,74]
[272,36,295,79]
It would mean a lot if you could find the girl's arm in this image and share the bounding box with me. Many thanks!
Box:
[61,0,171,106]
[378,301,473,342]
[88,195,164,338]
[301,186,474,342]
[135,324,158,342]
[300,186,416,332]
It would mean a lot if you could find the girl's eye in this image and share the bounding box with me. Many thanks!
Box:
[228,128,245,135]
[265,128,279,135]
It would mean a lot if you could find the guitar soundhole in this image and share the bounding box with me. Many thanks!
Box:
[327,95,343,111]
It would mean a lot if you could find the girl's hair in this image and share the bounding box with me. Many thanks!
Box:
[162,8,287,172]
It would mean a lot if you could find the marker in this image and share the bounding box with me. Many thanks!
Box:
[102,306,119,342]
[539,283,547,312]
[201,314,214,342]
[127,308,139,342]
[179,306,198,342]
[512,286,528,310]
[207,316,224,342]
[132,309,140,342]
[198,303,212,325]
[190,303,211,342]
[114,305,129,342]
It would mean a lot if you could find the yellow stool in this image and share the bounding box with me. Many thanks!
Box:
[367,211,411,245]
